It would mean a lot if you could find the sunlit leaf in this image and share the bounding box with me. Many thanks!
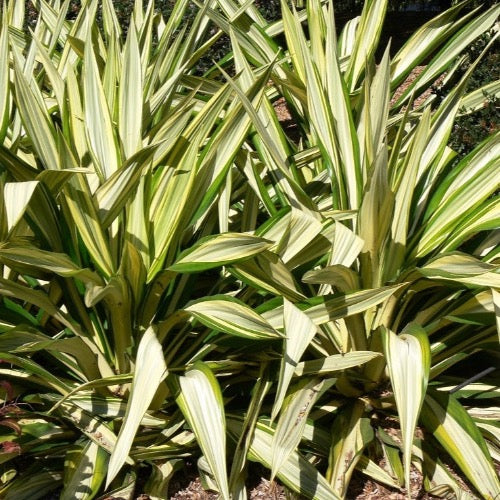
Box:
[383,325,430,491]
[170,233,273,273]
[421,390,500,499]
[107,327,167,486]
[61,440,108,500]
[272,300,317,420]
[185,296,282,340]
[174,362,230,500]
[227,415,340,500]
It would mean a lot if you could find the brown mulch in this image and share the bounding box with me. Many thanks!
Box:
[168,476,286,500]
[134,467,438,499]
[273,65,445,122]
[346,470,440,500]
[390,66,446,108]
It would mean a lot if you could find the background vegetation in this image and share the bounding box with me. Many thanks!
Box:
[24,0,498,155]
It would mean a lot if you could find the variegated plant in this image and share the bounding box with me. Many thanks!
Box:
[0,1,498,499]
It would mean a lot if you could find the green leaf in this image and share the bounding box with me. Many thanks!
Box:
[174,362,230,500]
[2,469,62,500]
[0,351,71,394]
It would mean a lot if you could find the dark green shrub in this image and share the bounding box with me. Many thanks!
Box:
[449,35,499,155]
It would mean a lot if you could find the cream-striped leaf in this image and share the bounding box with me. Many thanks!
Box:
[327,400,374,497]
[4,181,38,231]
[459,80,500,116]
[272,378,326,480]
[419,253,500,288]
[383,325,430,492]
[263,285,404,329]
[170,233,273,273]
[61,440,108,500]
[294,351,381,377]
[83,31,119,180]
[107,327,167,486]
[175,362,230,500]
[272,300,317,420]
[12,61,60,170]
[227,416,340,500]
[346,0,388,91]
[185,296,282,340]
[230,251,306,301]
[0,245,102,285]
[493,289,500,344]
[57,402,123,458]
[0,13,10,142]
[119,23,142,159]
[421,390,500,499]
